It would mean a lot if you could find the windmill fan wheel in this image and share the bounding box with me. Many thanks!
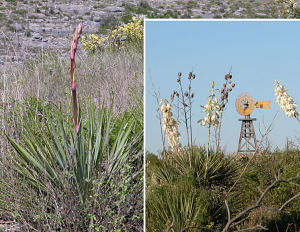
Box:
[235,93,254,116]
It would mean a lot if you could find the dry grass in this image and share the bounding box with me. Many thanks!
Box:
[0,47,143,114]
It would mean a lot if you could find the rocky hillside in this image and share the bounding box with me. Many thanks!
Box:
[0,0,299,66]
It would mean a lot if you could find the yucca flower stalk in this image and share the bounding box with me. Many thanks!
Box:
[198,81,222,155]
[274,80,299,122]
[160,99,180,154]
[70,22,82,133]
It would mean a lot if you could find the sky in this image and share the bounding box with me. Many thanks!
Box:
[145,20,300,154]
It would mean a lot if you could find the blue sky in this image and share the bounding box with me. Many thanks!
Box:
[145,20,300,154]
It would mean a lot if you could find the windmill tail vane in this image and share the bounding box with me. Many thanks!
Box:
[255,101,270,109]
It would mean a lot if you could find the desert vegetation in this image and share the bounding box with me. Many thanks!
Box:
[146,73,300,231]
[0,18,143,231]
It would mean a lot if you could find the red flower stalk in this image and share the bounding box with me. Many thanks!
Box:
[70,22,82,133]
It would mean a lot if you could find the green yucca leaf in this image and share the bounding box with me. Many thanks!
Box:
[5,101,143,205]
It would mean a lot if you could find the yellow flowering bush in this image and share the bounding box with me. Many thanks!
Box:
[81,17,143,52]
[273,0,297,18]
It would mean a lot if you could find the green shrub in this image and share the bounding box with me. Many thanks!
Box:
[232,151,300,230]
[146,148,238,231]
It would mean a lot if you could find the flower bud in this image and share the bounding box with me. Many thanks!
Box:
[171,94,174,101]
[192,74,195,79]
[232,83,235,88]
[178,72,182,77]
[189,72,192,79]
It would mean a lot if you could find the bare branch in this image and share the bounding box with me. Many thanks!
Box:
[224,199,231,224]
[150,78,166,152]
[165,221,175,232]
[231,215,250,227]
[222,172,300,232]
[285,223,293,232]
[279,192,300,211]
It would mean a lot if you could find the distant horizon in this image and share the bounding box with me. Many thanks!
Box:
[145,20,300,154]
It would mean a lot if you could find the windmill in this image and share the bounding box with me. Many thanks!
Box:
[235,93,270,153]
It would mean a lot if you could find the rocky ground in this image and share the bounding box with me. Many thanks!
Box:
[0,0,298,63]
[0,0,299,65]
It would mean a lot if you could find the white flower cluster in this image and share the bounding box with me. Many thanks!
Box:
[159,99,180,153]
[274,80,298,118]
[199,97,222,128]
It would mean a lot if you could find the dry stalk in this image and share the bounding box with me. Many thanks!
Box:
[70,22,82,133]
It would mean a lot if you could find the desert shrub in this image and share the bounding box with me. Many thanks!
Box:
[232,151,300,230]
[147,147,300,231]
[82,17,143,53]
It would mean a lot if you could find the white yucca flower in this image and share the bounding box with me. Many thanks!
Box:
[199,97,222,128]
[159,99,180,153]
[274,80,299,118]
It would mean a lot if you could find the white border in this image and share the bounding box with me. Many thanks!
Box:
[143,18,146,232]
[144,18,300,21]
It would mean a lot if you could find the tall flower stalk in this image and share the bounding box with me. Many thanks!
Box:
[216,73,235,152]
[160,99,180,154]
[274,80,299,122]
[171,72,196,148]
[70,22,82,133]
[198,81,222,155]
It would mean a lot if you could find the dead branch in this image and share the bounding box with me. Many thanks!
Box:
[224,199,231,224]
[166,221,175,232]
[262,192,300,213]
[222,172,300,232]
[279,192,300,211]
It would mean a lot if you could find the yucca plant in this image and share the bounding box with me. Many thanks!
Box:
[146,148,239,231]
[149,147,238,189]
[146,182,210,232]
[0,22,143,230]
[3,101,141,201]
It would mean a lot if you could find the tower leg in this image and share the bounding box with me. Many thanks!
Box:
[237,116,257,153]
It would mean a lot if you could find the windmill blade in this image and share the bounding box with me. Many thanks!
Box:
[235,93,254,116]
